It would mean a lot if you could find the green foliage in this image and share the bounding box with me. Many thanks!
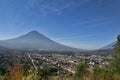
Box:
[22,61,31,76]
[0,67,8,76]
[93,66,103,80]
[38,67,58,80]
[93,66,114,80]
[111,35,120,74]
[74,61,88,80]
[0,75,8,80]
[46,66,57,75]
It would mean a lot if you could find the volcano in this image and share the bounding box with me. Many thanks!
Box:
[0,31,80,51]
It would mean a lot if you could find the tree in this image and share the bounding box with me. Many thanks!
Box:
[111,35,120,74]
[0,67,8,76]
[22,61,31,76]
[93,66,103,80]
[38,67,57,80]
[9,61,23,80]
[93,66,114,80]
[38,68,49,80]
[74,61,89,80]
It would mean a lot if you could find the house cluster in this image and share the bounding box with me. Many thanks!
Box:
[28,52,111,74]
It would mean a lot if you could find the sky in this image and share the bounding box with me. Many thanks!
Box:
[0,0,120,50]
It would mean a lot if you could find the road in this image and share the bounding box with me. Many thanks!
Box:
[27,53,37,69]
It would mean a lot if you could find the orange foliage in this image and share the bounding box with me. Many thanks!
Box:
[9,61,23,80]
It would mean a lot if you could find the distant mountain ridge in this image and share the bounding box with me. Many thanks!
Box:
[0,31,81,51]
[0,45,8,50]
[101,42,116,50]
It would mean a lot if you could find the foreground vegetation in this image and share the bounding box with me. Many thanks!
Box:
[0,35,120,80]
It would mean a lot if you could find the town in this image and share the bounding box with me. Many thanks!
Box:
[26,51,112,74]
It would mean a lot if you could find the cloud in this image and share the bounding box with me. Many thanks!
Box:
[26,0,90,15]
[72,16,118,26]
[54,34,94,41]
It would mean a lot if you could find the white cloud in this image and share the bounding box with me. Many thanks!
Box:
[26,0,90,15]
